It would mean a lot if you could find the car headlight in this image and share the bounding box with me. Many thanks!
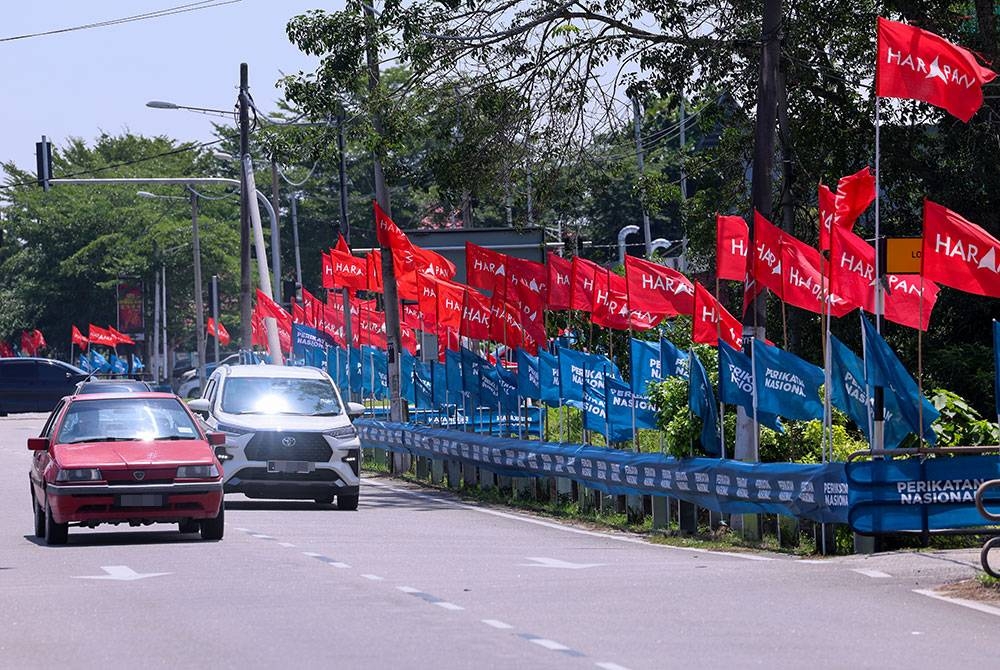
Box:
[176,464,220,478]
[325,425,357,440]
[56,468,102,482]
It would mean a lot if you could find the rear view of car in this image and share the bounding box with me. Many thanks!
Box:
[190,365,362,510]
[28,393,226,545]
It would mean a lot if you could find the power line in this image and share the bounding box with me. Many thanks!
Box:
[0,0,243,43]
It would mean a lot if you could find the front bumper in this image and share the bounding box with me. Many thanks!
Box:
[223,466,359,499]
[46,481,223,525]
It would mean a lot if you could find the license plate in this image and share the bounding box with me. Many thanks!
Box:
[118,494,164,507]
[267,460,314,474]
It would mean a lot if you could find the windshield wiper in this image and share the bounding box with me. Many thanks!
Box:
[65,436,123,444]
[309,411,342,416]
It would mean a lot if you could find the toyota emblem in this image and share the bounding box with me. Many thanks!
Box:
[281,436,296,447]
[133,471,146,481]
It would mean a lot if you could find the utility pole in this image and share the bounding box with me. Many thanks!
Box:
[190,189,207,389]
[735,0,781,467]
[211,274,220,364]
[238,63,252,349]
[365,2,404,425]
[336,112,356,402]
[270,159,282,304]
[632,94,652,257]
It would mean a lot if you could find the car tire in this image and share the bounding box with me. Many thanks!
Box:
[44,500,68,545]
[200,503,224,540]
[178,519,200,534]
[337,494,359,511]
[33,493,45,538]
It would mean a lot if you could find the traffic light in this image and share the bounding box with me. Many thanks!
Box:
[35,136,52,192]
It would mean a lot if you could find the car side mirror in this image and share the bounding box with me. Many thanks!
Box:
[206,432,226,446]
[188,398,210,417]
[28,437,49,451]
[347,402,365,420]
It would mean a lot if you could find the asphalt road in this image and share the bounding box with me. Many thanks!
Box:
[2,413,998,669]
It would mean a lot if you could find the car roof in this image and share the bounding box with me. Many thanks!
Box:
[67,391,182,403]
[0,357,86,373]
[222,364,329,380]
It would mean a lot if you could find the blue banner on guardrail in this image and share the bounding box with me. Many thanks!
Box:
[356,420,849,523]
[846,454,1000,534]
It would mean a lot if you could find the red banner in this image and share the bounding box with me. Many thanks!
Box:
[692,283,742,350]
[624,255,694,316]
[546,252,573,310]
[570,256,600,312]
[818,168,875,251]
[460,288,491,341]
[465,242,507,292]
[88,324,118,348]
[716,214,749,281]
[116,281,144,334]
[921,199,1000,298]
[324,250,368,291]
[206,317,231,346]
[71,325,89,349]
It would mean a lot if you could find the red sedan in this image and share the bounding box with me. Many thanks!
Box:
[28,392,226,545]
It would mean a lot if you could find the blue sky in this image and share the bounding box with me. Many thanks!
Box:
[2,1,338,176]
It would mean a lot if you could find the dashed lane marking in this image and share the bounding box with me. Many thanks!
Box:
[596,663,632,670]
[852,569,892,579]
[434,601,464,611]
[361,574,384,581]
[397,586,464,610]
[251,534,275,539]
[482,619,513,630]
[278,542,296,548]
[302,552,350,568]
[519,634,585,657]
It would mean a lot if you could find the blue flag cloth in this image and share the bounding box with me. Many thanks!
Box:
[606,376,658,441]
[445,349,464,403]
[688,352,720,455]
[717,342,784,433]
[77,353,93,373]
[752,339,825,422]
[660,337,690,379]
[582,374,609,438]
[400,350,416,406]
[558,348,622,409]
[109,354,129,375]
[292,323,328,369]
[461,347,490,407]
[861,316,938,445]
[496,365,520,415]
[131,354,144,372]
[414,360,433,410]
[515,348,541,400]
[431,360,448,408]
[327,346,348,391]
[89,349,111,373]
[630,338,662,394]
[480,365,501,409]
[538,350,561,407]
[361,346,388,399]
[994,321,1000,419]
[349,347,363,394]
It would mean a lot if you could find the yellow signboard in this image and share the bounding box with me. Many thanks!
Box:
[886,238,922,274]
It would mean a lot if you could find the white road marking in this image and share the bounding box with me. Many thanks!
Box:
[398,586,421,594]
[434,602,464,611]
[529,638,570,651]
[521,556,604,570]
[251,534,274,539]
[365,479,775,561]
[361,574,384,581]
[913,589,1000,618]
[73,566,171,581]
[329,561,351,569]
[797,559,827,564]
[596,663,632,670]
[853,569,892,579]
[235,527,249,532]
[278,542,296,548]
[302,552,322,558]
[482,619,513,629]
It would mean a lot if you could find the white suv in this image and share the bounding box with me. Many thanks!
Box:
[189,364,364,510]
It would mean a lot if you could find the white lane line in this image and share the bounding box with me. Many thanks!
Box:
[251,534,274,539]
[361,574,384,581]
[329,561,351,569]
[596,663,632,670]
[434,602,464,611]
[397,586,421,594]
[853,569,892,579]
[797,559,827,564]
[302,552,322,558]
[913,589,1000,618]
[365,479,775,562]
[482,619,513,629]
[235,527,249,532]
[529,638,570,651]
[278,542,296,548]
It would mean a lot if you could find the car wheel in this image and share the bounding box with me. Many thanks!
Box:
[178,519,200,534]
[337,494,359,511]
[44,500,68,545]
[33,493,46,538]
[200,503,224,540]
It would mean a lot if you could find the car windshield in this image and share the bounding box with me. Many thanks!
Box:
[77,382,151,394]
[56,397,202,444]
[220,376,343,416]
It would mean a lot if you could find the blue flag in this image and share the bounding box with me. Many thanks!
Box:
[558,348,621,409]
[400,350,416,406]
[861,316,938,445]
[752,339,825,422]
[718,342,784,433]
[496,365,519,415]
[109,354,129,375]
[688,352,720,455]
[515,348,541,400]
[445,349,464,404]
[630,338,662,394]
[349,347,363,394]
[606,376,658,442]
[89,349,111,373]
[480,365,501,409]
[361,346,388,399]
[431,360,448,408]
[414,360,433,410]
[538,350,561,407]
[994,320,1000,419]
[292,323,328,369]
[327,346,348,391]
[131,354,144,372]
[461,347,489,407]
[660,337,690,379]
[77,354,93,373]
[582,374,608,438]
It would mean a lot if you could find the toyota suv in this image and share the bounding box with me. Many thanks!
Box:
[189,364,364,510]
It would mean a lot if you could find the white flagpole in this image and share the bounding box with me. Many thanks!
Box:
[872,94,885,452]
[750,338,760,461]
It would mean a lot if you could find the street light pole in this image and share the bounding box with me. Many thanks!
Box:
[239,63,252,350]
[190,189,207,389]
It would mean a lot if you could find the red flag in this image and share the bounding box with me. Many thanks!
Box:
[431,275,467,333]
[0,341,14,358]
[401,324,418,356]
[829,226,876,310]
[108,326,134,346]
[876,17,996,123]
[255,289,293,352]
[570,256,600,312]
[374,201,411,251]
[546,252,573,310]
[921,199,1000,298]
[292,302,309,326]
[88,324,118,348]
[624,255,694,316]
[366,251,384,293]
[402,302,422,331]
[206,317,232,347]
[592,269,664,331]
[415,273,439,331]
[883,274,940,331]
[506,256,548,309]
[716,214,749,281]
[782,233,854,317]
[324,249,368,291]
[335,234,351,255]
[21,330,40,356]
[465,242,507,292]
[692,283,742,350]
[71,325,89,349]
[438,327,460,362]
[488,293,525,347]
[460,288,491,341]
[818,168,876,251]
[752,211,785,298]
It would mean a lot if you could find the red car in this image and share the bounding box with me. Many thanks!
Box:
[28,392,226,545]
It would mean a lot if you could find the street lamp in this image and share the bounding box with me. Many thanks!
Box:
[138,189,207,390]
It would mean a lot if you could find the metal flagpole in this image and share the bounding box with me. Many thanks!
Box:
[715,277,726,460]
[872,95,885,452]
[750,338,760,461]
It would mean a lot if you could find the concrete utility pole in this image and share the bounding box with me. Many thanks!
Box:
[238,63,252,349]
[365,2,404,425]
[735,0,782,466]
[190,189,207,387]
[631,94,652,257]
[270,159,283,304]
[335,113,357,401]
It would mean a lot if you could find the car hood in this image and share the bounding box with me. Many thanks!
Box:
[53,440,216,469]
[215,412,352,431]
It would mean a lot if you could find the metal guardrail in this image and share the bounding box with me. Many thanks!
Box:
[975,479,1000,579]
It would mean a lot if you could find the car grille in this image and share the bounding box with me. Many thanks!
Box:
[244,432,333,463]
[232,467,341,482]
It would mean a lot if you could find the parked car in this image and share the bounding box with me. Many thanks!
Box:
[189,364,365,509]
[0,358,89,415]
[177,353,241,398]
[28,392,226,545]
[74,378,154,395]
